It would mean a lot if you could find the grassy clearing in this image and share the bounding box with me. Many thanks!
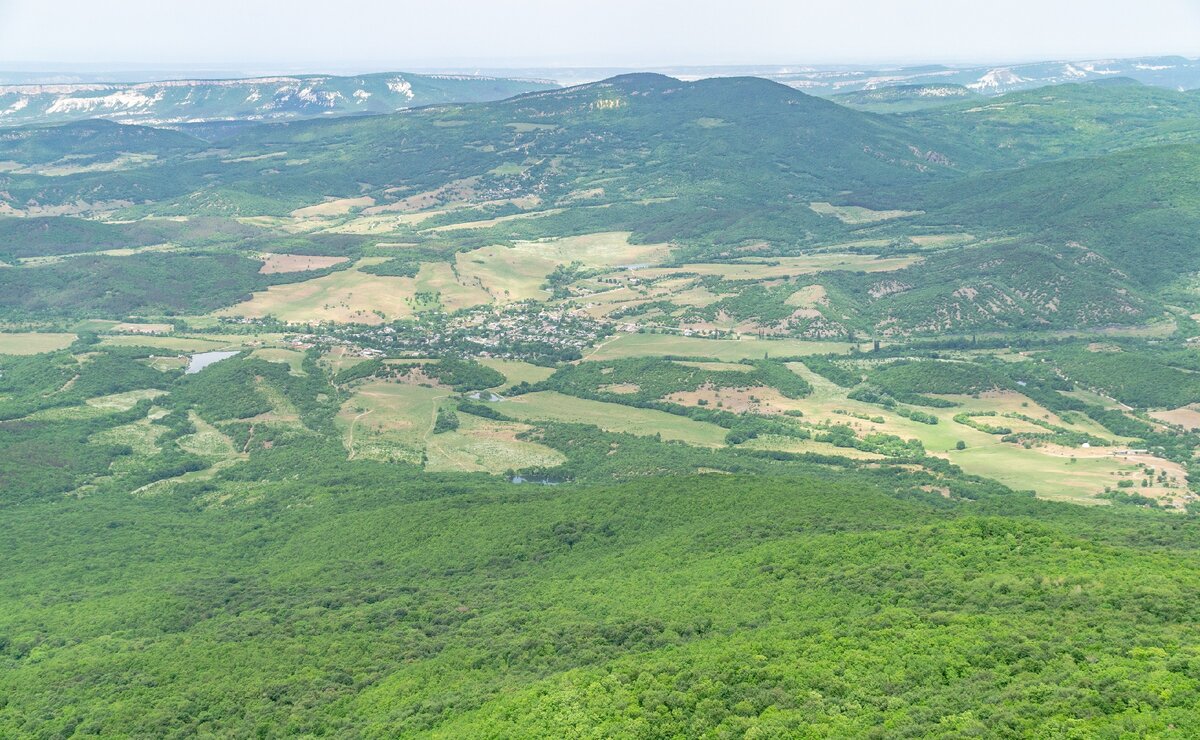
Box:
[86,389,167,411]
[785,285,829,307]
[809,201,923,224]
[945,444,1135,506]
[177,412,240,459]
[250,378,302,424]
[454,245,556,303]
[587,334,854,361]
[251,348,308,375]
[91,416,169,457]
[0,332,76,355]
[493,391,728,447]
[424,415,566,473]
[99,335,226,352]
[478,359,556,390]
[322,347,376,374]
[144,355,189,372]
[782,364,1173,505]
[667,284,729,308]
[337,381,448,463]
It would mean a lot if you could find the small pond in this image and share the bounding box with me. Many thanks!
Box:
[185,351,239,374]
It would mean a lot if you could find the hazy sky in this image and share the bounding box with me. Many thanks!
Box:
[0,0,1197,69]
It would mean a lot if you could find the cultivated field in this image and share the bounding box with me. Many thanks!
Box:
[0,332,76,354]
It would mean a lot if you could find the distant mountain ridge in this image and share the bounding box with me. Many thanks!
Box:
[0,72,558,127]
[761,56,1200,96]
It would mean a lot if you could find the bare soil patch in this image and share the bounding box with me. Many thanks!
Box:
[258,253,350,274]
[665,384,796,414]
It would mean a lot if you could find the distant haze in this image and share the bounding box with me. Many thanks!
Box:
[0,0,1197,70]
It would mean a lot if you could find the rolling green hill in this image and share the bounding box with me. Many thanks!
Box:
[903,81,1200,167]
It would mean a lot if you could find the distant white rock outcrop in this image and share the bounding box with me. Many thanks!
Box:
[0,72,556,127]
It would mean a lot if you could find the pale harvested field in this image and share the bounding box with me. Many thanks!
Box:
[363,177,481,214]
[665,384,800,415]
[1150,405,1200,431]
[413,262,492,312]
[113,322,173,334]
[220,257,418,324]
[785,285,829,307]
[227,233,674,321]
[456,232,674,304]
[454,246,555,303]
[0,332,76,355]
[290,196,376,218]
[587,333,854,361]
[258,254,349,274]
[530,233,673,265]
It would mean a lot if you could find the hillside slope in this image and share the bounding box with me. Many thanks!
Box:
[4,468,1200,737]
